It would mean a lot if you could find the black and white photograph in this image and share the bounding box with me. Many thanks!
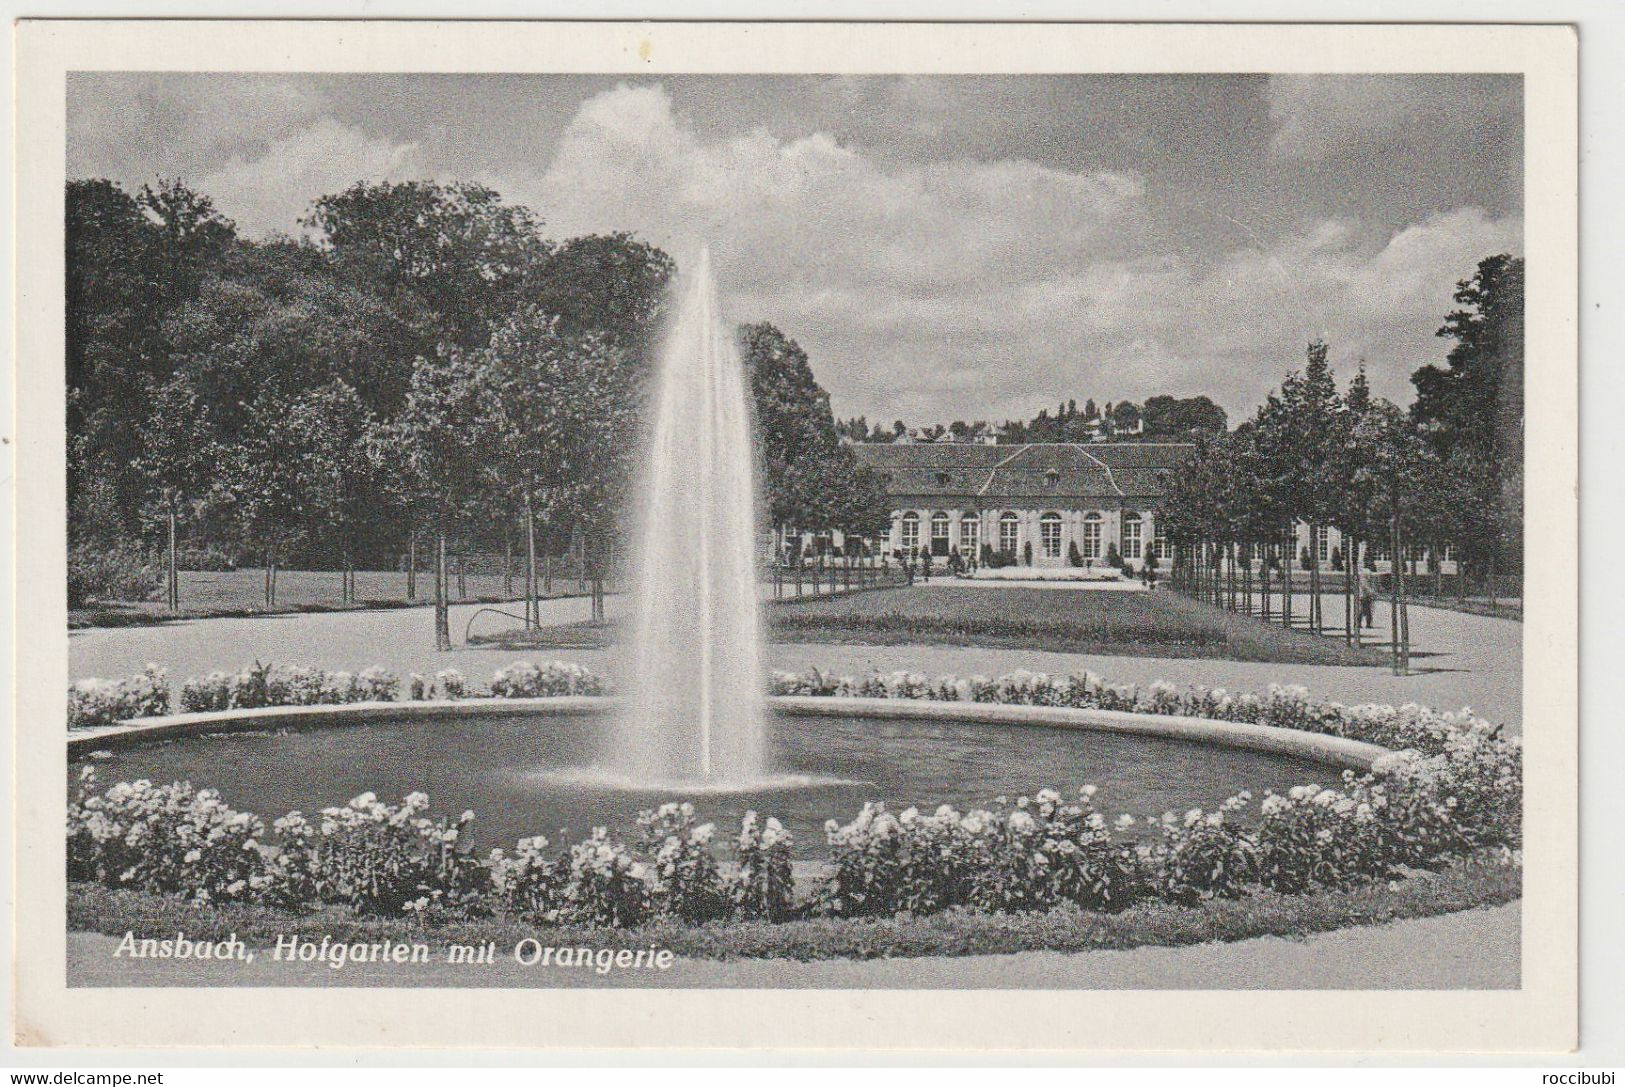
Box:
[8,17,1587,1057]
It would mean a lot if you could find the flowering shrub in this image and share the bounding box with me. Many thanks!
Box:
[435,669,468,699]
[732,810,796,921]
[177,662,399,713]
[640,803,728,923]
[267,792,486,919]
[75,659,613,724]
[490,660,607,698]
[561,829,653,927]
[488,835,566,921]
[67,768,269,903]
[67,666,170,727]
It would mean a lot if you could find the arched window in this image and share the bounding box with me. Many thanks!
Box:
[1121,510,1143,560]
[998,511,1020,555]
[930,510,951,556]
[960,512,980,557]
[900,511,920,555]
[1040,512,1063,559]
[1082,512,1103,560]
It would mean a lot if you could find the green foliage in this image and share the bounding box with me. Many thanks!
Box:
[741,322,890,535]
[67,542,162,607]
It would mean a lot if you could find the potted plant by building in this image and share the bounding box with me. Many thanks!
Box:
[1068,540,1084,567]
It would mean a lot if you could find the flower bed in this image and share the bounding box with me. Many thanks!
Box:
[64,659,1520,936]
[68,704,1518,928]
[770,667,1504,757]
[67,660,608,728]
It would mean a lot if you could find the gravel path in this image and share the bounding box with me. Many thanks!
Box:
[70,590,1522,729]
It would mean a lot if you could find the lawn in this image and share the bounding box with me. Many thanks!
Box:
[71,568,591,629]
[771,585,1388,666]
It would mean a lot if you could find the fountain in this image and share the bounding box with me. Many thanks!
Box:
[617,247,766,783]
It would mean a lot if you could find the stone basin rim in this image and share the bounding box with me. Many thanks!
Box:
[66,695,1393,771]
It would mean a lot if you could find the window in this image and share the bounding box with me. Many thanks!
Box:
[930,511,951,556]
[900,512,919,555]
[1082,512,1103,560]
[1154,521,1172,560]
[999,511,1020,554]
[1040,512,1063,559]
[1315,525,1330,563]
[960,513,980,556]
[1122,511,1143,560]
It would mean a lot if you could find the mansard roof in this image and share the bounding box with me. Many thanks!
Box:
[851,441,1194,500]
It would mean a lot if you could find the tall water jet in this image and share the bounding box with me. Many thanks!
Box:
[618,247,765,783]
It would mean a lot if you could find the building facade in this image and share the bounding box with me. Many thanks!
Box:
[849,442,1194,571]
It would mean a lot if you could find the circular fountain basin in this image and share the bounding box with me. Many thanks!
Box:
[68,700,1376,859]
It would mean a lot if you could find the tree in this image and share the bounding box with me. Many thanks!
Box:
[741,322,881,548]
[525,232,675,364]
[303,180,550,355]
[218,390,316,608]
[482,310,639,627]
[294,380,378,606]
[133,373,220,609]
[384,349,500,649]
[1142,395,1227,438]
[1411,253,1524,577]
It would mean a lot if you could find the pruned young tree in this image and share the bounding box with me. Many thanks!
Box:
[385,348,500,650]
[482,309,639,628]
[133,372,219,609]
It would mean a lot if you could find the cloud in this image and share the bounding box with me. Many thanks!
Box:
[1266,75,1518,162]
[68,74,330,183]
[195,119,426,236]
[511,82,1518,425]
[522,83,1143,296]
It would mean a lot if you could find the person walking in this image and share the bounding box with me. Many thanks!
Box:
[921,549,933,583]
[1358,568,1376,629]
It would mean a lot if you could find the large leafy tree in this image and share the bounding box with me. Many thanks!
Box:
[740,321,888,544]
[1411,253,1524,575]
[66,178,233,539]
[302,180,550,356]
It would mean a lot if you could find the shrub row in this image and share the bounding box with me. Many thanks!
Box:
[769,667,1503,758]
[67,660,609,728]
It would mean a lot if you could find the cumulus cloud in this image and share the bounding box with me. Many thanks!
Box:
[522,83,1143,296]
[513,82,1518,424]
[195,119,426,236]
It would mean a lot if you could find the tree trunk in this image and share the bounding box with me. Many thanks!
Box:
[457,550,467,600]
[1282,528,1294,628]
[525,493,538,630]
[434,532,451,651]
[263,541,273,608]
[504,534,514,600]
[407,530,417,602]
[166,507,179,611]
[1390,512,1402,675]
[1344,537,1355,645]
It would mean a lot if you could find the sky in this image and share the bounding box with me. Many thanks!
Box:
[67,72,1522,427]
